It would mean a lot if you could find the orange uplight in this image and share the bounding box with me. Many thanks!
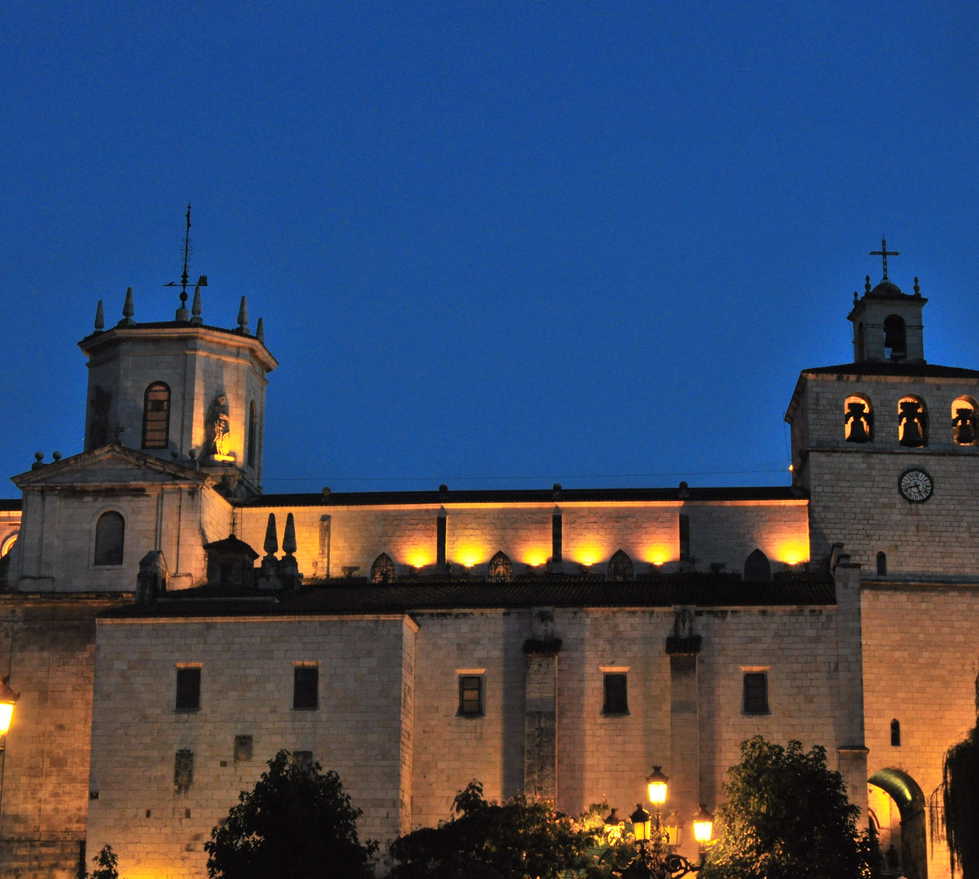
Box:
[774,539,809,565]
[643,544,672,566]
[573,544,605,566]
[455,546,486,568]
[405,549,433,568]
[521,547,549,567]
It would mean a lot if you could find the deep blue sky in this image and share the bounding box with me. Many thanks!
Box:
[3,1,977,494]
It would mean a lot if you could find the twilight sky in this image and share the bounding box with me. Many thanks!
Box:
[2,1,977,494]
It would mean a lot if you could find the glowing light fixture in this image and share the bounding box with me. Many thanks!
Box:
[646,765,669,805]
[630,803,651,841]
[692,804,714,844]
[0,676,19,738]
[644,544,672,565]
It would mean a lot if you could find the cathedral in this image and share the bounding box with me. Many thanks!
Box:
[0,246,976,879]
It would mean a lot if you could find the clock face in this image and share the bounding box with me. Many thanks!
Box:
[899,468,933,503]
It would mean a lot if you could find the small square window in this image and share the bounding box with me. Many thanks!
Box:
[293,666,319,710]
[743,672,769,715]
[458,675,483,716]
[234,735,253,762]
[175,667,201,712]
[603,673,629,715]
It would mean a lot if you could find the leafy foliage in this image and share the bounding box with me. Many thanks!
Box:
[205,749,376,879]
[943,724,979,879]
[701,737,875,879]
[89,844,119,879]
[389,780,604,879]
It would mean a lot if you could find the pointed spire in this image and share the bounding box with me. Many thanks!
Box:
[118,287,135,327]
[283,513,297,556]
[94,299,104,331]
[263,513,278,557]
[191,280,203,325]
[256,317,265,343]
[236,296,250,334]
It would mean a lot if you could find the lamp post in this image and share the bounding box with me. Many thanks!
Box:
[621,766,712,879]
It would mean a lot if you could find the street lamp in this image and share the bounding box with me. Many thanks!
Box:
[621,766,713,879]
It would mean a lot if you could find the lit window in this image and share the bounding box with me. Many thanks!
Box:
[603,673,629,715]
[93,511,124,566]
[142,382,171,449]
[898,396,927,447]
[843,395,873,443]
[742,672,769,715]
[293,664,319,710]
[458,675,484,716]
[175,667,201,712]
[951,397,977,446]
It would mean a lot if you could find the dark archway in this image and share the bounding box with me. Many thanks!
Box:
[869,768,927,879]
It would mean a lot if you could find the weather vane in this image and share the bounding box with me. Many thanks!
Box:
[869,236,899,281]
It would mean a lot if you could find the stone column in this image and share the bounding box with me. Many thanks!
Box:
[667,606,702,853]
[524,607,559,801]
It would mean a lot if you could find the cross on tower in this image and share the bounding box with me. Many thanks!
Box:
[869,236,900,281]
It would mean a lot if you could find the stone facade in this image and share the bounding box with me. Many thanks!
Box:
[0,267,975,879]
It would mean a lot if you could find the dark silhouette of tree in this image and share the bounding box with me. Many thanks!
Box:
[943,724,979,879]
[701,737,877,879]
[389,780,599,879]
[205,750,376,879]
[88,844,119,879]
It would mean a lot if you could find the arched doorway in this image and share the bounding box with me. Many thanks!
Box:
[868,768,927,879]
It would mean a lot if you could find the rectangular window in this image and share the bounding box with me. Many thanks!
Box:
[175,666,201,712]
[742,672,769,715]
[603,673,629,715]
[458,675,484,716]
[293,665,319,710]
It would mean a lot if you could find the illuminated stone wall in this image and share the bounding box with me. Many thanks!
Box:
[87,614,414,879]
[237,499,810,582]
[861,582,979,879]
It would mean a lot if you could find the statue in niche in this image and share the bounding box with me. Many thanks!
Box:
[205,393,232,458]
[953,407,976,445]
[673,607,694,640]
[89,386,112,449]
[488,551,512,582]
[898,400,925,447]
[844,401,871,443]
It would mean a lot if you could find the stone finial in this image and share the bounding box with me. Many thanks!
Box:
[236,296,249,334]
[118,287,135,327]
[864,275,872,294]
[190,281,203,325]
[32,451,44,470]
[256,317,265,343]
[52,451,62,461]
[283,513,297,556]
[437,505,447,519]
[914,276,921,297]
[263,513,278,557]
[94,299,105,331]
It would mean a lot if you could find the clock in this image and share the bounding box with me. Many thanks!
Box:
[899,468,933,503]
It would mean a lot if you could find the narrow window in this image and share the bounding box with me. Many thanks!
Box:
[876,552,887,576]
[458,675,484,716]
[142,382,171,449]
[247,401,257,467]
[93,511,124,566]
[743,672,769,715]
[679,514,691,562]
[293,664,319,710]
[175,667,201,712]
[890,719,901,747]
[743,548,771,582]
[602,673,629,715]
[883,314,906,360]
[174,749,194,794]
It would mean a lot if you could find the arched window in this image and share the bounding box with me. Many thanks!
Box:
[743,548,771,582]
[94,511,125,566]
[142,382,171,449]
[876,551,887,576]
[370,553,396,583]
[890,719,901,747]
[883,315,906,360]
[607,549,634,582]
[247,402,257,467]
[843,395,873,443]
[488,551,512,583]
[951,396,977,446]
[898,396,927,447]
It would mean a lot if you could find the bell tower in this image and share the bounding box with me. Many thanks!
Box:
[79,283,277,497]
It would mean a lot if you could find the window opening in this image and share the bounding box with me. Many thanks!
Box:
[898,396,927,447]
[175,667,201,712]
[142,382,171,449]
[293,665,319,710]
[94,512,124,566]
[876,552,887,576]
[844,395,873,443]
[951,397,977,446]
[743,672,769,714]
[883,315,906,360]
[458,675,483,716]
[603,673,629,715]
[891,719,901,747]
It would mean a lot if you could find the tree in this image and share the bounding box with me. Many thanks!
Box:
[205,750,376,879]
[88,844,119,879]
[943,724,979,879]
[388,780,601,879]
[701,737,874,879]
